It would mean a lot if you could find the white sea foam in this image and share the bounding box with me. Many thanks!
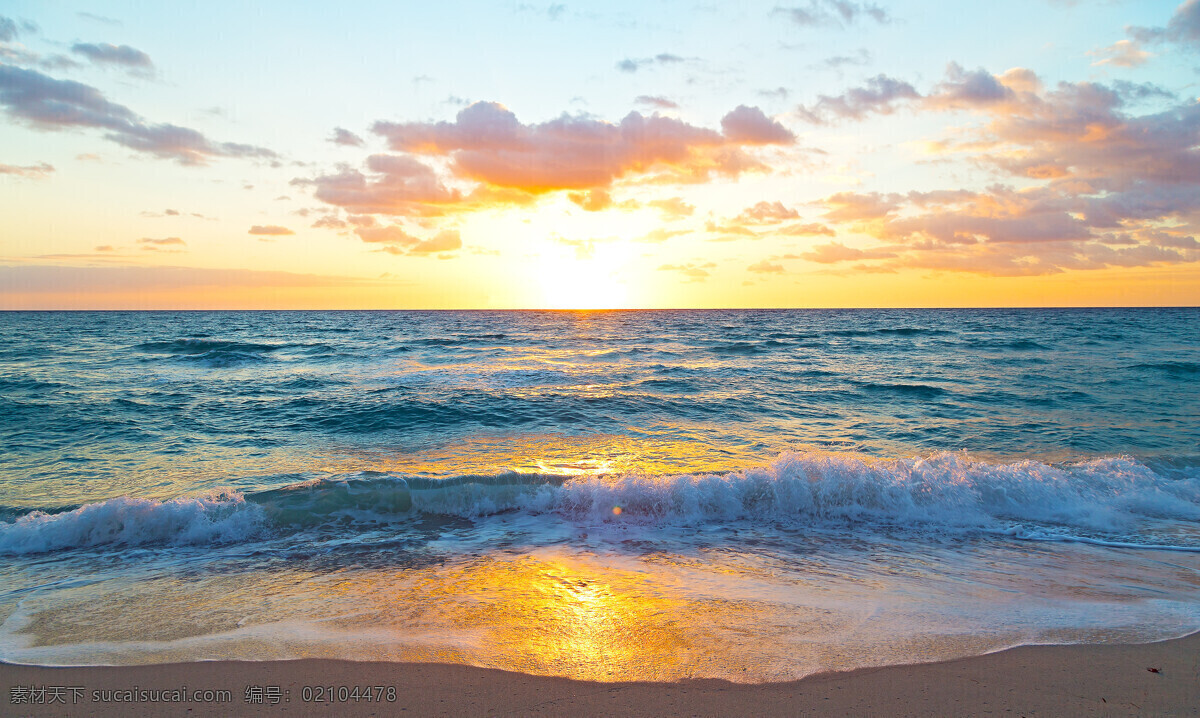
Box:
[0,491,264,555]
[2,452,1197,555]
[413,452,1200,538]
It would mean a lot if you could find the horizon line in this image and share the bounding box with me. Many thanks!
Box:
[2,305,1197,312]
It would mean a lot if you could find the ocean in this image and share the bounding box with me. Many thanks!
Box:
[1,308,1198,681]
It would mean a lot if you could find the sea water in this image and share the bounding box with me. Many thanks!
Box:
[1,308,1197,680]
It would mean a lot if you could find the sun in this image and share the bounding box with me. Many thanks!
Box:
[538,256,630,309]
[537,249,633,309]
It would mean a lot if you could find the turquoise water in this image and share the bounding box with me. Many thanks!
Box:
[1,309,1198,680]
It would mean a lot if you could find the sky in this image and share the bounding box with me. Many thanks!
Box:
[1,0,1198,309]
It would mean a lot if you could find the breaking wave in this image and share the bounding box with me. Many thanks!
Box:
[3,452,1198,556]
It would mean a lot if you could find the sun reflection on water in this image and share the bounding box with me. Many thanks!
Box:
[383,555,695,681]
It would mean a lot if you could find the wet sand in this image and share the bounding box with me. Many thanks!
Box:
[3,632,1197,716]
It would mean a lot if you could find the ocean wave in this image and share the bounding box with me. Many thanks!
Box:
[828,328,952,337]
[1131,361,1200,375]
[133,338,342,367]
[0,491,264,555]
[855,382,947,397]
[3,452,1198,555]
[135,339,283,355]
[709,342,767,355]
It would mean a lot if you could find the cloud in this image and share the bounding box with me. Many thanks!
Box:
[800,241,896,263]
[923,63,1016,110]
[0,15,17,42]
[822,191,902,222]
[876,240,1196,277]
[1129,0,1199,49]
[551,235,605,259]
[814,175,1200,276]
[248,225,294,236]
[94,245,115,252]
[648,197,695,219]
[815,48,872,70]
[635,227,690,242]
[368,101,794,196]
[329,127,365,147]
[311,215,347,229]
[70,43,153,75]
[0,65,276,165]
[0,161,53,178]
[615,53,685,73]
[635,95,679,110]
[567,189,615,211]
[796,74,919,123]
[747,260,784,273]
[354,224,461,255]
[777,222,836,236]
[77,12,121,26]
[1088,39,1151,67]
[736,200,800,224]
[141,208,210,219]
[720,105,796,144]
[777,1,891,28]
[515,3,566,21]
[354,224,419,245]
[0,42,82,72]
[948,74,1197,190]
[295,154,463,216]
[705,220,759,239]
[658,261,714,281]
[409,229,462,254]
[567,189,640,212]
[137,237,186,252]
[0,265,383,303]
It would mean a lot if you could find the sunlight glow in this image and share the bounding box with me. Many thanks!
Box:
[537,253,631,310]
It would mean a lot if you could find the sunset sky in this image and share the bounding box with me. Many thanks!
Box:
[1,0,1197,309]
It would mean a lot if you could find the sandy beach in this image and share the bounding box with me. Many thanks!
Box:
[3,633,1197,717]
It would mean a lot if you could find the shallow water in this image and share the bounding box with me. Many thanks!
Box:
[1,308,1198,680]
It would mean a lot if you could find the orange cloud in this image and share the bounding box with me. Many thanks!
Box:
[735,200,800,224]
[409,229,461,254]
[635,227,691,243]
[776,222,835,237]
[704,220,759,239]
[647,197,695,219]
[354,224,420,245]
[800,242,896,264]
[822,192,901,222]
[354,224,462,256]
[1089,40,1151,67]
[747,260,784,273]
[369,101,794,194]
[138,237,186,252]
[248,225,294,236]
[0,161,53,178]
[295,155,463,217]
[658,262,715,281]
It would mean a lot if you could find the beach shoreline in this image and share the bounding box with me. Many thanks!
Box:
[3,632,1196,717]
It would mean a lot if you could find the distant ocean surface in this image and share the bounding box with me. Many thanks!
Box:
[1,308,1198,681]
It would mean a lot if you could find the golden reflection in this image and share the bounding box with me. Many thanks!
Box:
[377,555,694,681]
[322,432,765,478]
